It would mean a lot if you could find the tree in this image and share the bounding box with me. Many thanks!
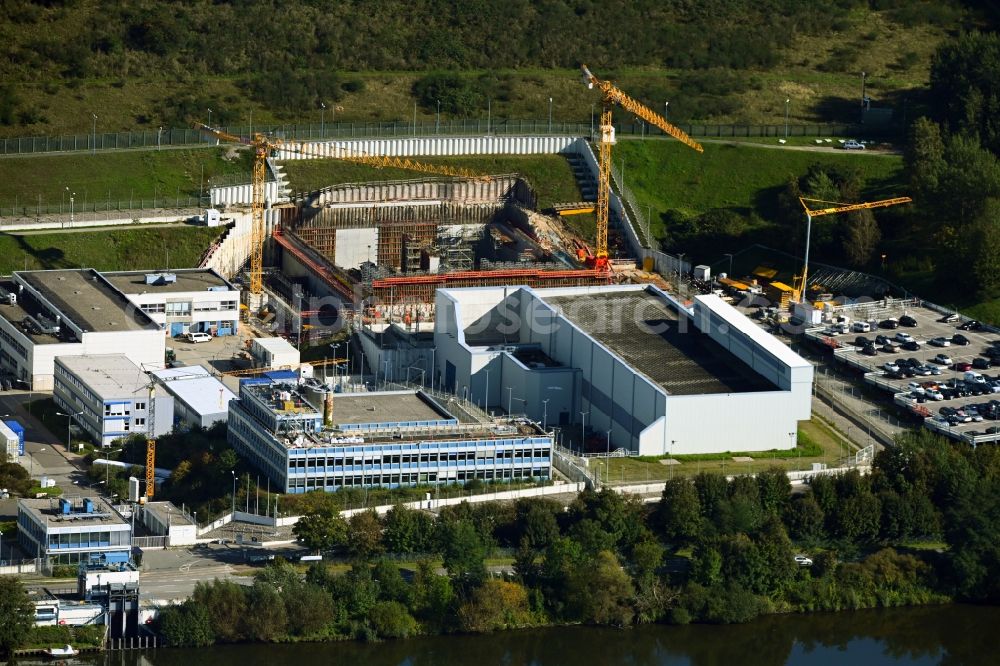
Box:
[293,510,348,553]
[158,600,215,647]
[192,579,247,643]
[784,494,825,544]
[565,550,635,626]
[347,510,384,560]
[905,117,946,197]
[383,504,435,554]
[457,579,535,633]
[929,31,1000,155]
[514,498,562,551]
[0,577,34,657]
[410,559,456,632]
[656,478,703,546]
[284,583,335,637]
[842,207,881,267]
[367,600,418,639]
[372,559,412,605]
[439,519,487,585]
[240,582,288,642]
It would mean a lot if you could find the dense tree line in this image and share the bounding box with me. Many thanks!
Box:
[157,430,1000,646]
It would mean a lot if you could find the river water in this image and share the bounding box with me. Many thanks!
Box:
[84,604,997,666]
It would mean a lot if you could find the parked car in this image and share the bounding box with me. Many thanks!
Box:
[907,382,925,395]
[939,313,960,323]
[854,336,872,348]
[899,315,918,327]
[973,357,992,370]
[902,341,922,351]
[881,343,898,354]
[925,388,945,401]
[842,140,865,150]
[952,334,970,346]
[794,554,814,566]
[894,332,914,343]
[860,345,878,357]
[953,362,973,372]
[929,337,951,347]
[959,320,983,331]
[914,365,933,377]
[879,318,899,329]
[884,362,900,373]
[185,332,212,343]
[852,321,872,333]
[933,353,953,365]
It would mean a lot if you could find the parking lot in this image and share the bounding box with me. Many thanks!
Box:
[816,305,1000,444]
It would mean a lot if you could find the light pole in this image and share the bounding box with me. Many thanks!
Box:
[789,432,797,470]
[69,191,75,225]
[724,253,734,277]
[590,102,595,139]
[321,102,326,136]
[56,410,83,452]
[207,107,212,128]
[484,369,490,410]
[579,411,588,454]
[0,528,4,565]
[542,399,550,431]
[229,470,236,516]
[29,447,44,479]
[664,101,669,122]
[784,99,790,139]
[548,97,553,132]
[436,99,441,134]
[507,386,513,415]
[157,126,163,151]
[606,429,612,458]
[91,113,97,154]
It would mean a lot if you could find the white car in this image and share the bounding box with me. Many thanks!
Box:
[842,140,865,150]
[185,332,212,343]
[907,382,925,394]
[794,554,814,567]
[894,332,914,343]
[925,389,944,401]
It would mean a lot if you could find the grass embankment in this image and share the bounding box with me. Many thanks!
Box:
[0,226,224,274]
[0,147,251,211]
[282,154,584,209]
[598,418,852,485]
[613,139,905,237]
[0,7,945,136]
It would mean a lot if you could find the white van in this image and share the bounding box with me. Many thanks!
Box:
[852,321,872,333]
[186,332,212,344]
[965,371,987,384]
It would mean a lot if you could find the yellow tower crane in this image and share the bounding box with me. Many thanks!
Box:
[580,65,704,269]
[794,196,913,303]
[196,124,490,297]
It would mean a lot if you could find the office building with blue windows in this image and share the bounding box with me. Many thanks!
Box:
[227,374,552,494]
[17,496,132,565]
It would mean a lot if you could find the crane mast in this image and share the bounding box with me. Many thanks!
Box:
[580,65,703,270]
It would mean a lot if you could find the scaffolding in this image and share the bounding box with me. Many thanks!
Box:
[371,268,611,306]
[378,220,438,271]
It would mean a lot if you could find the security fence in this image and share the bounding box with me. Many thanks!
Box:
[0,118,900,157]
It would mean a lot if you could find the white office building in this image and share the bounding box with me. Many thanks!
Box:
[53,354,173,447]
[0,270,165,391]
[102,269,240,338]
[434,284,813,456]
[17,496,132,565]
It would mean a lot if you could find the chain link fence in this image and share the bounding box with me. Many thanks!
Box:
[0,197,209,221]
[0,119,897,157]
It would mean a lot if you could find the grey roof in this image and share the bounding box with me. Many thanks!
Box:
[332,391,449,425]
[17,270,158,334]
[19,497,129,529]
[56,354,149,399]
[152,366,235,416]
[103,269,235,295]
[144,501,195,527]
[542,290,776,396]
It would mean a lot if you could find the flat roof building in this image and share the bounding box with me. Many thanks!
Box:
[103,268,240,339]
[53,354,173,447]
[228,376,552,494]
[152,365,236,429]
[141,501,197,547]
[250,336,300,370]
[17,496,132,565]
[435,284,813,456]
[0,270,165,390]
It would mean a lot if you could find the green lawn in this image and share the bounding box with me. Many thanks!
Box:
[613,139,906,240]
[0,147,251,211]
[282,154,583,209]
[0,226,225,274]
[597,418,854,484]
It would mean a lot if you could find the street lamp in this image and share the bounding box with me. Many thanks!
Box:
[157,126,163,151]
[664,101,669,122]
[436,99,441,134]
[606,429,612,458]
[0,528,4,565]
[320,102,326,136]
[784,99,790,139]
[91,113,97,154]
[724,252,734,277]
[789,432,797,470]
[56,410,84,452]
[228,470,236,516]
[207,107,212,128]
[29,447,45,479]
[579,411,588,454]
[542,399,550,431]
[548,97,553,132]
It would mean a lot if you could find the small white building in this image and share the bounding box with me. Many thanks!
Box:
[1,420,17,463]
[250,336,300,370]
[141,501,197,546]
[102,268,240,339]
[152,365,236,429]
[53,354,173,447]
